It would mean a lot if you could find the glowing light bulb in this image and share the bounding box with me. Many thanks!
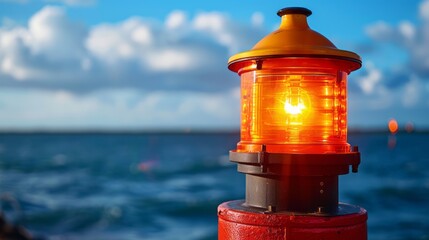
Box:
[283,76,309,126]
[284,99,305,115]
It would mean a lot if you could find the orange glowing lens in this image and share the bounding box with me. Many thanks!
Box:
[237,58,351,153]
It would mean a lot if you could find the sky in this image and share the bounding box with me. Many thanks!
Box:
[0,0,428,131]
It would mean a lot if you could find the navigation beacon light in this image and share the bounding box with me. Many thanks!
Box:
[218,7,368,240]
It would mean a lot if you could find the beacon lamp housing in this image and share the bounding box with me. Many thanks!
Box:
[228,7,361,155]
[218,8,367,240]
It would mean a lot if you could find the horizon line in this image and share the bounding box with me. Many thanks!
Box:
[0,128,426,134]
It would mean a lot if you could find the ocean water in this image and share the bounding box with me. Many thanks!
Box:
[0,132,428,240]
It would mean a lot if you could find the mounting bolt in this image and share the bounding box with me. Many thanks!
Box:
[266,205,276,213]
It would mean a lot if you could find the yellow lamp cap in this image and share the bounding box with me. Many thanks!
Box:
[228,7,362,72]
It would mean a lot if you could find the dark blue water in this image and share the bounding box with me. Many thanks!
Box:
[0,132,428,240]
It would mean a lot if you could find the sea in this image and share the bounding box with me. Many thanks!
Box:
[0,131,428,240]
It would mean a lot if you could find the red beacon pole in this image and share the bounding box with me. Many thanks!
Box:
[218,7,367,240]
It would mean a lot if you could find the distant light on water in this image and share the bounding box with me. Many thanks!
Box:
[388,119,399,134]
[388,118,398,149]
[405,121,415,133]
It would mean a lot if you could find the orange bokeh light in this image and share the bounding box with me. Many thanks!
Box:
[388,119,399,134]
[405,122,414,133]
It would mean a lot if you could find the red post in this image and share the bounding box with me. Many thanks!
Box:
[218,201,367,240]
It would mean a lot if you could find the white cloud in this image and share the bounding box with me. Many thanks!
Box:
[360,0,429,115]
[420,0,429,20]
[0,6,264,92]
[0,6,254,129]
[365,21,395,41]
[402,78,421,107]
[165,11,187,29]
[357,62,382,94]
[343,0,429,128]
[366,3,429,78]
[0,2,427,129]
[86,18,152,62]
[251,12,264,27]
[0,88,240,129]
[85,18,200,72]
[192,12,265,54]
[147,49,193,71]
[28,6,87,60]
[398,21,416,41]
[0,6,87,81]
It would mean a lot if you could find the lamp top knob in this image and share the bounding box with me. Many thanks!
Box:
[277,7,312,17]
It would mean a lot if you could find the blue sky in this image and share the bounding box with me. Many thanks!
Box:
[0,0,428,130]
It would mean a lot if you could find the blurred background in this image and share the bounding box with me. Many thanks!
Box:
[0,0,428,239]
